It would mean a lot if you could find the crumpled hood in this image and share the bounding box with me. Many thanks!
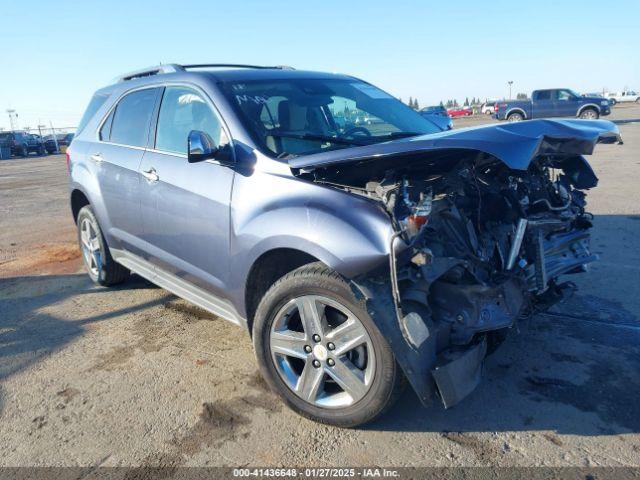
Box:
[289,118,621,172]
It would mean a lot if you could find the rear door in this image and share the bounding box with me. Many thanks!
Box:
[531,90,555,118]
[93,87,161,255]
[138,85,235,297]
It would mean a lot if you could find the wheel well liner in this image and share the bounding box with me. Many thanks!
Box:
[71,189,90,223]
[244,248,319,334]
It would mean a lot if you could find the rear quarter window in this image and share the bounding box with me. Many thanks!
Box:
[76,93,110,135]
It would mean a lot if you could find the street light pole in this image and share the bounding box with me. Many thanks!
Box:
[508,81,514,99]
[7,109,18,131]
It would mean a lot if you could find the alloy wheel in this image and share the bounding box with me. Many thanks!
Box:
[80,217,102,276]
[269,295,375,409]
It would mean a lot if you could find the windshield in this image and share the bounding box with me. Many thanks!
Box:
[221,77,440,157]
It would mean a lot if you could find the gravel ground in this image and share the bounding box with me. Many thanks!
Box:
[1,106,639,468]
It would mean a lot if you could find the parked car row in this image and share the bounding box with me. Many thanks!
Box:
[0,131,73,157]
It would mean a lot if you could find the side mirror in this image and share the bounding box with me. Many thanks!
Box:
[188,130,218,163]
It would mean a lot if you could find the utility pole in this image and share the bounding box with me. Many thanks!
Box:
[49,121,60,153]
[7,109,18,131]
[507,81,514,99]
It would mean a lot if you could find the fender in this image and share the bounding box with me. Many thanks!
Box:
[505,107,527,119]
[577,103,601,116]
[68,159,114,244]
[226,166,395,316]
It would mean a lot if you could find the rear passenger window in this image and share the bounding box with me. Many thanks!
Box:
[155,86,226,155]
[99,109,115,141]
[536,91,552,100]
[109,88,158,147]
[77,93,110,135]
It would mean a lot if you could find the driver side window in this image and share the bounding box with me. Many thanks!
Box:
[556,90,574,101]
[155,86,227,155]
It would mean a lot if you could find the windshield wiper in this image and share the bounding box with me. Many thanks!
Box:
[269,132,370,146]
[375,131,424,140]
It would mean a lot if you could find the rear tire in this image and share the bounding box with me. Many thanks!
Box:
[609,99,617,106]
[77,205,129,286]
[21,145,29,157]
[507,112,524,122]
[253,263,405,427]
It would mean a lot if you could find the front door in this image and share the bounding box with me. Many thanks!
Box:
[138,85,234,297]
[554,89,579,117]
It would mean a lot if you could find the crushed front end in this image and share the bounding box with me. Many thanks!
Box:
[293,119,621,407]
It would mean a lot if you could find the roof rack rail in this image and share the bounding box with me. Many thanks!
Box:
[114,64,185,83]
[182,64,295,70]
[113,63,296,84]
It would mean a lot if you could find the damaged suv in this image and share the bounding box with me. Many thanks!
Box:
[68,64,620,426]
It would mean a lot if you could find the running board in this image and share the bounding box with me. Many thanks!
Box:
[110,248,246,328]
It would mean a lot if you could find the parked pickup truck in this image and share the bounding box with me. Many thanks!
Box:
[495,88,611,122]
[605,90,639,105]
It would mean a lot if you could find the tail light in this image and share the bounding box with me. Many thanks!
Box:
[494,102,499,113]
[65,151,71,172]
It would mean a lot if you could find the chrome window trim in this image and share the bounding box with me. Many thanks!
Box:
[93,81,235,163]
[95,85,160,145]
[150,82,235,160]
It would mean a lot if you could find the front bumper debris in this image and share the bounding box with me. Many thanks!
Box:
[431,338,487,408]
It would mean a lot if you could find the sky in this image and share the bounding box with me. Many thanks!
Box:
[1,0,638,131]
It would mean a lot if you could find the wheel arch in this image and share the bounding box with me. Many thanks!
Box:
[505,108,527,119]
[577,104,601,117]
[244,248,321,335]
[70,188,91,224]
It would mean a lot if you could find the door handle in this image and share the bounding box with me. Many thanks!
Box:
[90,153,103,163]
[141,167,159,183]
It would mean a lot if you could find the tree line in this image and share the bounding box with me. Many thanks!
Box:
[402,94,529,110]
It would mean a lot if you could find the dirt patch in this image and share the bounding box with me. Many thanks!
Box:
[542,433,564,446]
[441,432,506,465]
[91,345,136,372]
[56,387,80,404]
[132,394,282,471]
[162,300,217,321]
[0,242,81,278]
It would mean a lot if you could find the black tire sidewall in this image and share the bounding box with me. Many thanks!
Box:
[253,265,400,427]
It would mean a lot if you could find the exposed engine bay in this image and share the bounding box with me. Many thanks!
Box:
[300,148,603,406]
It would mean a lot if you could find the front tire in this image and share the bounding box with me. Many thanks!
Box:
[609,99,617,106]
[579,108,599,120]
[77,205,129,286]
[253,263,404,427]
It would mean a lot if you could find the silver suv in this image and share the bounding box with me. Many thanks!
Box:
[68,64,620,426]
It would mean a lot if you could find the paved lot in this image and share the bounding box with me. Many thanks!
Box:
[1,106,639,467]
